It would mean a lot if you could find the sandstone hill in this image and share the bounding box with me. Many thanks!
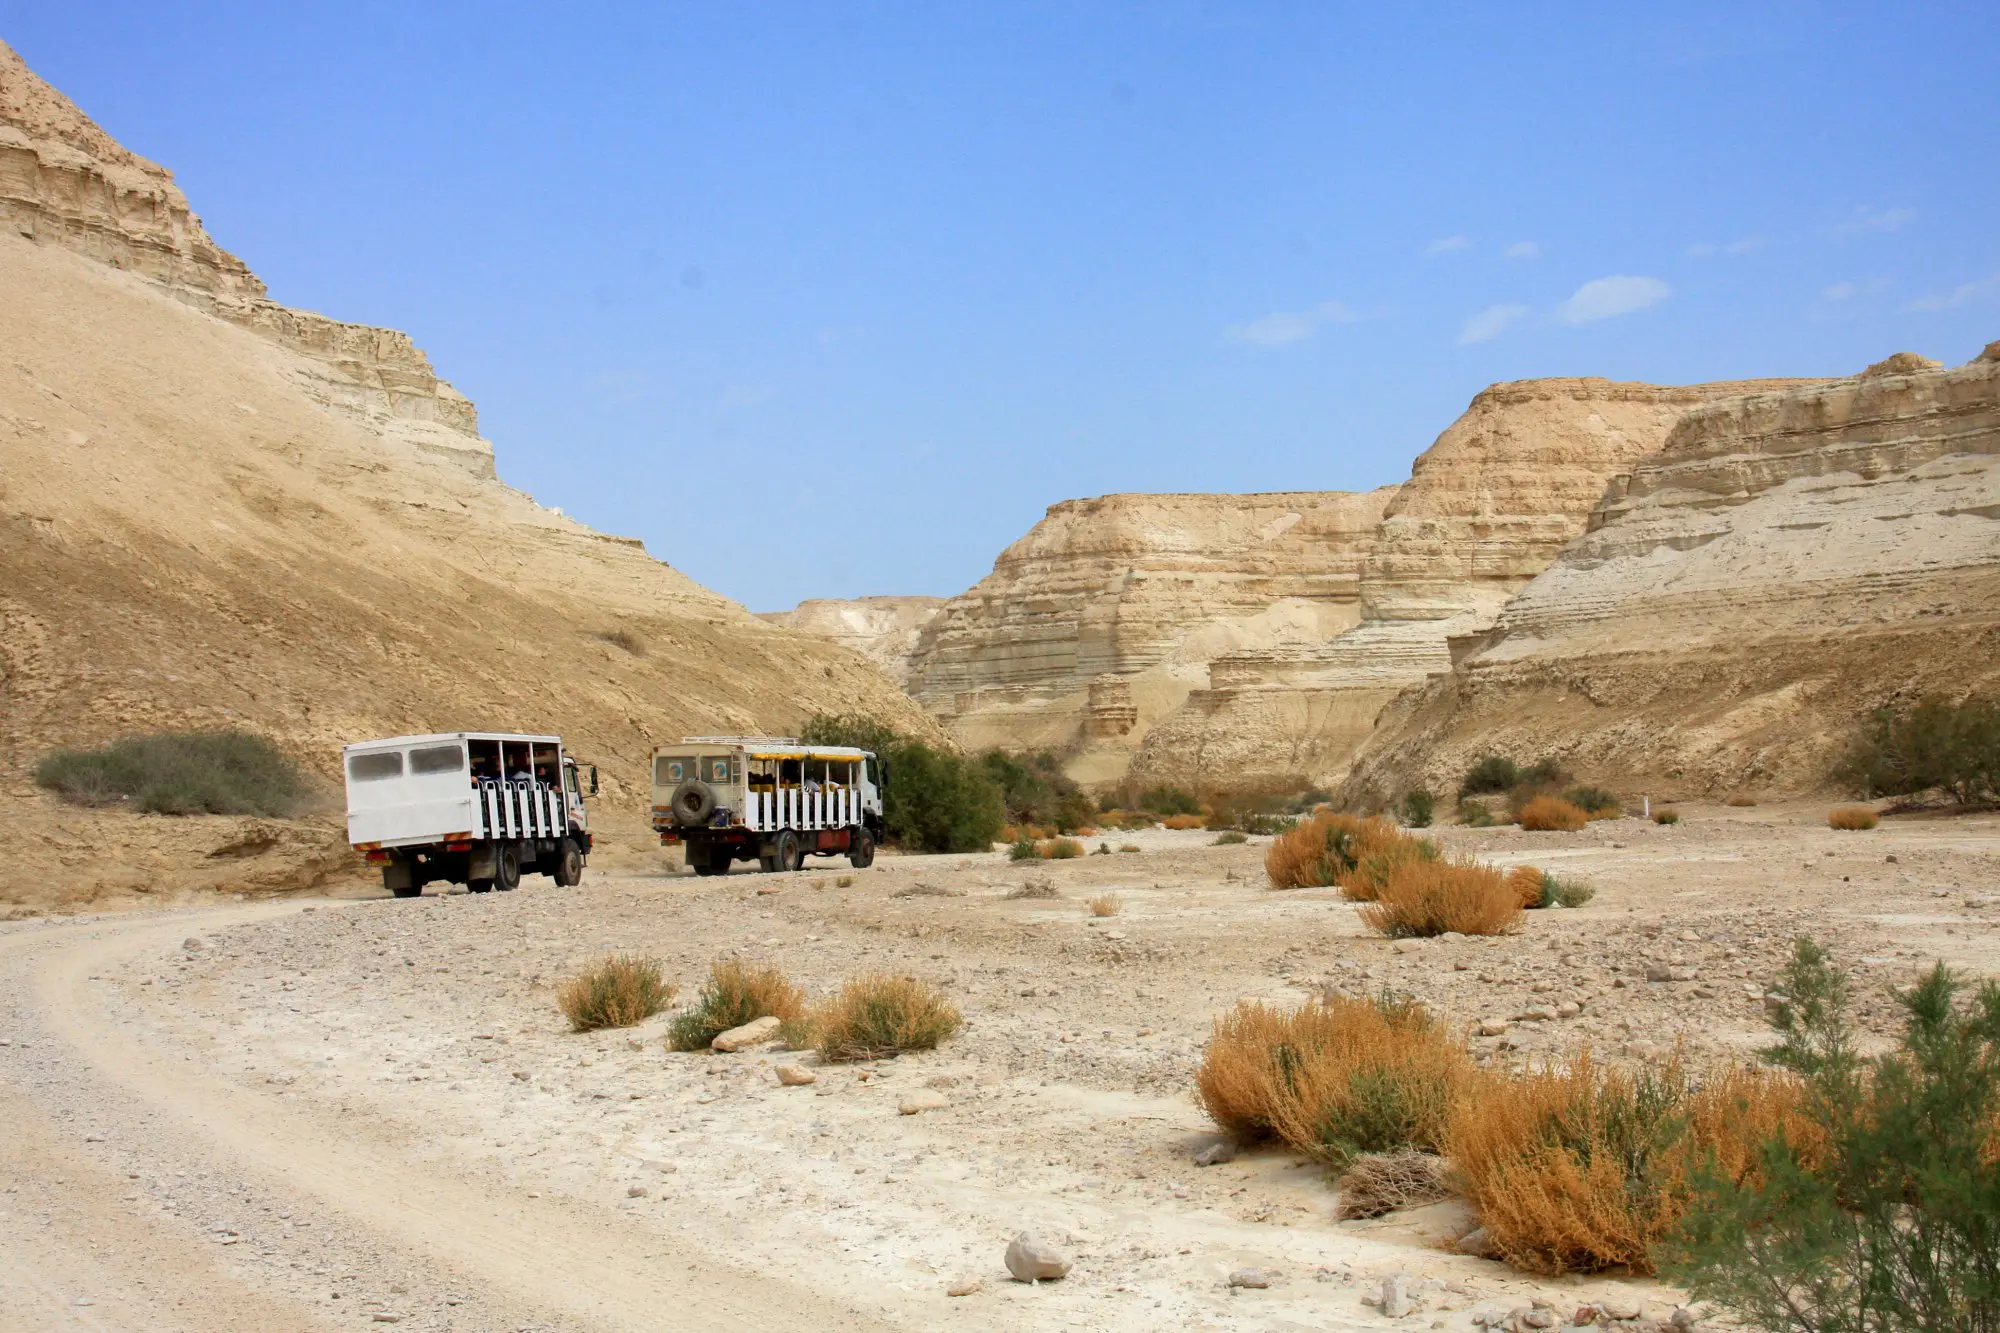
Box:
[1343,346,2000,803]
[0,40,936,912]
[758,596,945,688]
[880,374,1816,790]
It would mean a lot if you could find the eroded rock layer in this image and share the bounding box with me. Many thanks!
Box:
[906,489,1396,782]
[758,597,946,688]
[1342,346,2000,802]
[0,40,489,474]
[0,43,937,911]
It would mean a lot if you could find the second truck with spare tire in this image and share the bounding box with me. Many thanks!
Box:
[652,736,882,875]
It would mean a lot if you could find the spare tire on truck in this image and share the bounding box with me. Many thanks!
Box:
[670,779,717,827]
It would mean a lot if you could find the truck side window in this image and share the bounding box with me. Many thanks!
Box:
[409,744,464,775]
[348,752,403,781]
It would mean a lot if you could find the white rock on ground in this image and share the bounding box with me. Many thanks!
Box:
[1004,1233,1071,1282]
[710,1016,781,1052]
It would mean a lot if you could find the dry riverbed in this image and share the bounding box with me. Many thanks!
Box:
[2,804,1996,1331]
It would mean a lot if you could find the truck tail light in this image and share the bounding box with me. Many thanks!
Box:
[364,850,391,864]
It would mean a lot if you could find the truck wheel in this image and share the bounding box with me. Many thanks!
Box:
[551,838,584,886]
[774,830,801,874]
[757,849,778,873]
[468,879,494,894]
[495,843,521,892]
[849,829,876,869]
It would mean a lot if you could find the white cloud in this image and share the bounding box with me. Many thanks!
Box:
[1502,241,1541,261]
[1688,237,1764,258]
[1225,300,1367,348]
[1903,274,1998,312]
[1458,303,1531,345]
[1427,235,1472,254]
[1556,275,1671,324]
[1839,206,1918,236]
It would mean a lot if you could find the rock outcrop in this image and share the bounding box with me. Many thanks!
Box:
[1342,345,2000,801]
[0,40,490,474]
[0,43,936,913]
[758,597,945,687]
[904,489,1396,782]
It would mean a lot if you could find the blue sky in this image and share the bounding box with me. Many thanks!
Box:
[8,2,1998,610]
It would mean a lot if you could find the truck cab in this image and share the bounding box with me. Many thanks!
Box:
[344,732,595,897]
[651,736,882,875]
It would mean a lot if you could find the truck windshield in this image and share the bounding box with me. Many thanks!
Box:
[409,743,464,775]
[348,752,403,782]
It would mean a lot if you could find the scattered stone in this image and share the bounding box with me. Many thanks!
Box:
[1645,962,1675,982]
[1599,1297,1642,1320]
[898,1090,950,1115]
[1455,1226,1496,1258]
[1228,1268,1271,1289]
[1004,1232,1071,1282]
[1393,939,1423,954]
[371,1316,403,1325]
[1518,1005,1559,1022]
[1521,1309,1557,1329]
[1476,1018,1510,1037]
[1556,1001,1582,1019]
[1380,1272,1412,1318]
[626,1185,647,1198]
[775,1064,817,1086]
[1670,1308,1698,1330]
[711,1016,782,1052]
[83,1133,105,1142]
[182,937,203,952]
[946,1277,984,1297]
[1193,1140,1237,1166]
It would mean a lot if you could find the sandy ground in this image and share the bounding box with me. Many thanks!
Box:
[2,805,1996,1332]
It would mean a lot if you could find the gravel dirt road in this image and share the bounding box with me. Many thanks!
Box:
[2,807,1994,1331]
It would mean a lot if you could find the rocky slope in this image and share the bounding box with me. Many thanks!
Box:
[0,41,936,912]
[904,489,1397,783]
[1342,346,2000,803]
[758,596,945,688]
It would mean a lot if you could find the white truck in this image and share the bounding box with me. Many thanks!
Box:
[651,736,883,875]
[344,732,596,897]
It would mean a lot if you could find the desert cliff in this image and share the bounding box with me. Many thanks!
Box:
[0,40,937,911]
[759,596,946,688]
[1341,345,2000,802]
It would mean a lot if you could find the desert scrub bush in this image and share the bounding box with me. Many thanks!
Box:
[1508,865,1555,909]
[592,626,647,655]
[1211,830,1248,845]
[1093,842,1111,855]
[1359,857,1524,938]
[1826,804,1879,830]
[1087,892,1121,917]
[1662,941,2000,1331]
[1004,876,1057,900]
[36,729,312,816]
[667,960,806,1051]
[1263,813,1436,893]
[1837,694,2000,806]
[1137,784,1201,817]
[1399,788,1435,828]
[1448,1053,1814,1275]
[1725,794,1759,807]
[1517,795,1588,832]
[1457,797,1498,828]
[800,972,962,1062]
[978,749,1096,832]
[1161,813,1206,831]
[1239,811,1298,836]
[1196,995,1472,1166]
[1459,754,1521,797]
[556,954,675,1032]
[1118,843,1141,853]
[801,714,1005,852]
[836,874,854,887]
[1334,1148,1453,1219]
[1042,837,1085,859]
[1653,806,1681,825]
[1550,876,1594,908]
[1007,837,1039,861]
[1562,785,1622,818]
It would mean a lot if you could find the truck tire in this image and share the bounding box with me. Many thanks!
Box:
[468,879,494,893]
[849,829,875,869]
[551,837,584,887]
[495,843,521,892]
[774,829,801,874]
[669,779,717,828]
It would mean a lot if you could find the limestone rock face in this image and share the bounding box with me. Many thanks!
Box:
[759,597,945,687]
[1343,348,2000,801]
[904,489,1396,782]
[0,43,937,913]
[0,40,490,475]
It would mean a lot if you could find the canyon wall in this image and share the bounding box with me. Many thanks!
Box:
[0,40,490,475]
[758,597,946,688]
[905,489,1396,782]
[0,41,938,911]
[1341,346,2000,802]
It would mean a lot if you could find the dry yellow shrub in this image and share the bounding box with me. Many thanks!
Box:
[804,972,962,1062]
[1507,864,1549,909]
[1194,1001,1295,1140]
[1518,795,1588,831]
[1446,1052,1815,1275]
[1264,813,1436,893]
[1162,813,1205,831]
[1359,858,1523,937]
[1828,805,1879,830]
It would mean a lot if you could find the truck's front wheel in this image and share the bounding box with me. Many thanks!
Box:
[495,843,521,892]
[551,838,584,887]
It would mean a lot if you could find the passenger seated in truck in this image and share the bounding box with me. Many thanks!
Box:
[470,751,498,783]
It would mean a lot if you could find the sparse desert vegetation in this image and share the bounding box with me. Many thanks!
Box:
[1517,794,1588,831]
[667,959,806,1051]
[1827,804,1880,830]
[35,729,312,816]
[1210,829,1247,845]
[556,954,675,1032]
[1839,695,2000,806]
[797,972,962,1062]
[1653,806,1681,825]
[1087,892,1121,917]
[1359,857,1525,937]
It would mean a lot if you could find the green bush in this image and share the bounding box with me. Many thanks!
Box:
[1654,807,1681,825]
[1457,797,1497,828]
[1399,789,1435,828]
[1459,754,1520,797]
[667,960,805,1051]
[1838,696,2000,806]
[35,729,311,816]
[1212,829,1248,845]
[1562,785,1621,816]
[800,714,1004,853]
[1663,940,2000,1330]
[978,750,1095,831]
[1007,837,1040,861]
[1539,873,1594,909]
[1137,784,1201,817]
